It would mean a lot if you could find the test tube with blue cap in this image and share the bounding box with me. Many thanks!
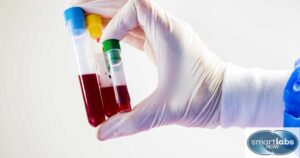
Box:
[64,7,105,127]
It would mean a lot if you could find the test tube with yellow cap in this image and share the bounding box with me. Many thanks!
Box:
[86,14,119,117]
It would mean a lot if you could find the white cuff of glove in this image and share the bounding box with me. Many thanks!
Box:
[220,63,291,127]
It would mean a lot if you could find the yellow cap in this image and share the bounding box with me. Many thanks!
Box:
[86,14,103,41]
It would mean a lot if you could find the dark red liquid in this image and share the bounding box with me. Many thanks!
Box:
[78,74,105,127]
[115,85,132,112]
[100,87,119,117]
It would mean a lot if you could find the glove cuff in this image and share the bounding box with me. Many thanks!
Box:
[220,63,291,127]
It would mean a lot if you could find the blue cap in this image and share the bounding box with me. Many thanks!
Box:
[64,7,85,35]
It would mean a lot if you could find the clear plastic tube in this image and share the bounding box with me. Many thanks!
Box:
[86,14,119,117]
[64,7,105,127]
[103,39,132,112]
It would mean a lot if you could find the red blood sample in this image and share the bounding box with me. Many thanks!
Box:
[100,86,119,117]
[115,85,132,112]
[78,74,106,127]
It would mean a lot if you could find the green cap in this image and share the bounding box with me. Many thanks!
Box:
[102,39,121,53]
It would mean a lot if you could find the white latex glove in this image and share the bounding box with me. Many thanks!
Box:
[80,0,226,140]
[221,64,291,127]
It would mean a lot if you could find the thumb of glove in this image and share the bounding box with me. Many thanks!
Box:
[98,91,173,140]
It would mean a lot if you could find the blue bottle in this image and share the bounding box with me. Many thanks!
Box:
[283,59,300,127]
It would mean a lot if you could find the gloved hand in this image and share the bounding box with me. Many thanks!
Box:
[67,0,293,139]
[73,0,225,140]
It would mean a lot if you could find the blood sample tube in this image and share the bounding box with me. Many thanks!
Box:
[64,7,105,127]
[103,39,132,112]
[86,14,119,117]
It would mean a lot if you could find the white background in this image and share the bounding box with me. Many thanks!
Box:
[0,0,299,157]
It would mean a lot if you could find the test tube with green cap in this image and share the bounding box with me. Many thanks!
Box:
[102,39,132,112]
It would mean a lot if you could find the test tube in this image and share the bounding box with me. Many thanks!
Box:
[64,7,105,127]
[103,39,132,112]
[86,14,119,117]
